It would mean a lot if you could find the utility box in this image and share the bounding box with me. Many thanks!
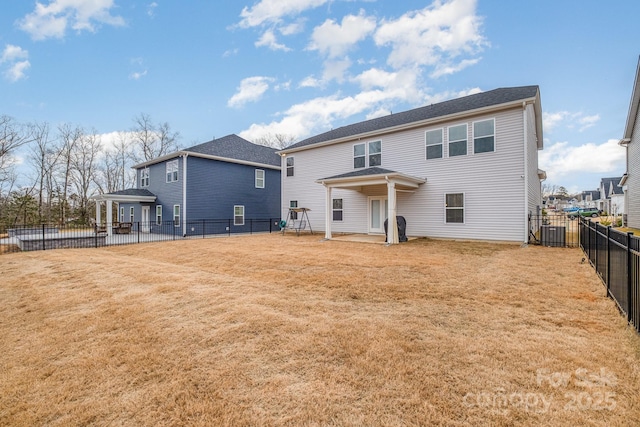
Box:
[540,225,565,247]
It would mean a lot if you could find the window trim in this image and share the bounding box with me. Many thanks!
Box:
[234,205,245,226]
[444,193,465,224]
[473,118,495,154]
[425,128,444,160]
[156,205,162,226]
[140,168,149,187]
[332,198,343,222]
[447,123,468,157]
[286,156,294,177]
[129,207,134,223]
[173,204,180,227]
[166,159,179,183]
[255,169,265,188]
[353,140,382,169]
[119,206,124,222]
[289,200,298,220]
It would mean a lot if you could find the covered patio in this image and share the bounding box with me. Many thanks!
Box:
[316,167,425,244]
[91,189,156,236]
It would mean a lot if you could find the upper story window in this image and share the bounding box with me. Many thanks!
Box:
[426,129,443,159]
[140,168,149,187]
[473,119,495,154]
[166,159,179,182]
[448,124,467,157]
[255,169,265,188]
[286,157,294,177]
[354,141,382,169]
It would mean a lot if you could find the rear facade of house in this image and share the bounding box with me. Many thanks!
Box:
[115,134,281,236]
[279,86,545,243]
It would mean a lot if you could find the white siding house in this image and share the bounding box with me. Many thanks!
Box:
[279,86,545,244]
[620,57,640,229]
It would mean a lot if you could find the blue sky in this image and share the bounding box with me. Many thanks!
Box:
[1,0,639,193]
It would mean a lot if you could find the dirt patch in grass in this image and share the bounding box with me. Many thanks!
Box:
[1,235,639,426]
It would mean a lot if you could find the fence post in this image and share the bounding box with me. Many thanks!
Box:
[627,232,633,324]
[202,219,205,239]
[250,219,253,235]
[228,219,231,236]
[42,223,46,251]
[606,226,611,292]
[594,222,599,274]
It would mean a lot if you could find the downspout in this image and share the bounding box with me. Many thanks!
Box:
[182,153,188,237]
[523,101,529,244]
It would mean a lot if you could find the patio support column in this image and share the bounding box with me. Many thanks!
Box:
[387,179,398,244]
[95,200,101,226]
[324,185,332,239]
[106,201,113,236]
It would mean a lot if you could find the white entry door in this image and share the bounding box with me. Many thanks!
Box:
[141,206,150,232]
[369,197,388,234]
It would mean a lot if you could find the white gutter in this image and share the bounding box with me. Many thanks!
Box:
[523,101,529,244]
[182,153,188,237]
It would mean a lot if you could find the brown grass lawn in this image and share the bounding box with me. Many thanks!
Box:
[1,235,639,426]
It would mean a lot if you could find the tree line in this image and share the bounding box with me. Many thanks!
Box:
[0,113,179,232]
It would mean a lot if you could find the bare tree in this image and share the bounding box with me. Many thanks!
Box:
[253,132,297,149]
[130,113,180,163]
[28,121,62,223]
[0,115,33,196]
[57,123,83,224]
[70,129,102,224]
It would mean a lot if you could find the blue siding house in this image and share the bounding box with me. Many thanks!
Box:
[93,134,281,236]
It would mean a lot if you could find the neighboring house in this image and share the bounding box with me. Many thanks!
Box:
[597,177,624,215]
[620,56,640,228]
[93,134,281,236]
[579,190,600,209]
[278,86,545,244]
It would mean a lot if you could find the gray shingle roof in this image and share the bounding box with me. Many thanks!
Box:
[109,188,156,197]
[185,134,280,167]
[321,167,397,180]
[286,86,539,151]
[601,177,624,197]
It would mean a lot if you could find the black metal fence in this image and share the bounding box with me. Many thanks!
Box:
[528,213,581,247]
[580,217,640,334]
[0,218,282,255]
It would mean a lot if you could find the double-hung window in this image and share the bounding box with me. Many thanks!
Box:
[129,207,134,223]
[166,159,179,182]
[448,124,467,157]
[255,169,265,188]
[156,205,162,225]
[332,199,343,221]
[445,193,464,223]
[290,200,298,220]
[473,119,495,154]
[173,205,180,227]
[426,129,443,159]
[234,205,245,226]
[286,157,294,177]
[120,207,125,223]
[140,168,149,187]
[353,141,382,169]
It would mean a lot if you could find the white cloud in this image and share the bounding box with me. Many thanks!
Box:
[239,87,481,142]
[238,0,328,28]
[255,30,291,51]
[147,2,158,17]
[308,10,376,58]
[374,0,486,70]
[129,70,148,80]
[228,76,275,108]
[321,58,352,83]
[1,45,29,63]
[299,75,321,88]
[539,139,626,180]
[18,0,125,40]
[430,58,480,78]
[543,111,601,133]
[1,45,30,82]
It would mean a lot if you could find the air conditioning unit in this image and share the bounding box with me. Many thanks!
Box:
[540,225,565,247]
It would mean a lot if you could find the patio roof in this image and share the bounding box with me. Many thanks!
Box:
[92,188,157,203]
[316,167,426,190]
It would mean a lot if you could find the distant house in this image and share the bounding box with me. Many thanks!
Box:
[620,56,640,228]
[93,134,281,236]
[597,177,624,215]
[278,86,545,244]
[579,190,600,209]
